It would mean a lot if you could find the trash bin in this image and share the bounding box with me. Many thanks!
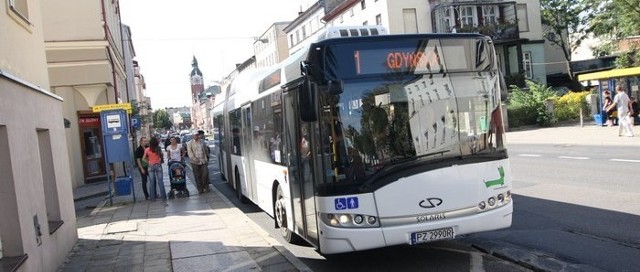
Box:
[593,113,604,126]
[115,176,132,196]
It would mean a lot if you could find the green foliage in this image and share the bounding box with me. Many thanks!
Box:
[587,0,640,39]
[540,0,592,77]
[554,91,589,121]
[152,109,172,130]
[586,0,640,67]
[507,80,557,127]
[614,45,640,68]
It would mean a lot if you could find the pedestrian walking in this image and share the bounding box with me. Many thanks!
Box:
[187,130,210,193]
[602,90,616,126]
[134,136,150,200]
[143,137,168,201]
[606,85,634,137]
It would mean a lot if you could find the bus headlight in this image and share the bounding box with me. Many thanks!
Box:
[477,190,511,213]
[488,197,496,207]
[367,216,377,225]
[321,213,380,228]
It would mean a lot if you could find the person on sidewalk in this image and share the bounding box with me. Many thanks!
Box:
[143,137,168,201]
[630,97,639,125]
[187,130,210,193]
[135,136,150,200]
[606,85,634,137]
[166,136,185,165]
[602,90,616,127]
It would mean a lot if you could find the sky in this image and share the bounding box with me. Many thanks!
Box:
[119,0,306,109]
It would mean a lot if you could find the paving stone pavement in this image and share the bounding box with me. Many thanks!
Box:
[60,162,310,272]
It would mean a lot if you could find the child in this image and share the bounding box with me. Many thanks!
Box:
[170,164,184,180]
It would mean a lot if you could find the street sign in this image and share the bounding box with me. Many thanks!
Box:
[92,103,132,113]
[131,116,141,129]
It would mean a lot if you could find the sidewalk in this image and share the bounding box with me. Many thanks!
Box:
[506,120,640,146]
[63,121,638,271]
[62,162,311,272]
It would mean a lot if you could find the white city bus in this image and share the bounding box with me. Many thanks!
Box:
[214,26,512,254]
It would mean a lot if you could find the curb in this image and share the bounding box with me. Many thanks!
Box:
[206,167,313,272]
[73,190,109,202]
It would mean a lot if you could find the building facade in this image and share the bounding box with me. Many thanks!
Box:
[280,0,560,89]
[166,106,191,130]
[41,0,133,187]
[133,61,152,138]
[430,0,548,87]
[0,0,77,269]
[254,22,292,68]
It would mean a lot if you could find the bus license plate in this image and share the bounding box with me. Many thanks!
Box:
[410,227,455,245]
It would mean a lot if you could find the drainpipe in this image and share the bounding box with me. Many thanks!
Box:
[101,0,119,103]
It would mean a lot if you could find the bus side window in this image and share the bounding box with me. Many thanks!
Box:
[232,128,241,155]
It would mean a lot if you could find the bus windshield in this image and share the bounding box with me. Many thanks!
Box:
[314,38,506,193]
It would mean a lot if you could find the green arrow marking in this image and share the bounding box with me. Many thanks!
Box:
[484,166,505,188]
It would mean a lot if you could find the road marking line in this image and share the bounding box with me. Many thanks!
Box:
[610,159,640,163]
[558,156,589,160]
[518,154,542,157]
[470,252,485,272]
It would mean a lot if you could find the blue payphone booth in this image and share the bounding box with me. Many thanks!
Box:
[100,109,135,204]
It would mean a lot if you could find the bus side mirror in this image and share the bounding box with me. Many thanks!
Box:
[326,80,344,95]
[300,78,318,122]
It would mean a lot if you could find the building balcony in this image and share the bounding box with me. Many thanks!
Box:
[431,1,520,42]
[456,21,519,41]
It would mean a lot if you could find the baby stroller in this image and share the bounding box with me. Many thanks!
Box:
[167,161,190,199]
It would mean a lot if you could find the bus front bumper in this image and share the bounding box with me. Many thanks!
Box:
[317,202,512,254]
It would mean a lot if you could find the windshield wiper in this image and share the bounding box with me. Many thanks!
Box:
[377,150,450,173]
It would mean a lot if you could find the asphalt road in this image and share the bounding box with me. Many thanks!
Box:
[467,143,640,271]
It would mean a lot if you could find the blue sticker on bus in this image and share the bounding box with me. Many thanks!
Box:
[347,197,359,209]
[335,198,347,210]
[335,197,359,210]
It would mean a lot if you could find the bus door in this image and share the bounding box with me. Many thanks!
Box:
[241,105,256,200]
[283,89,319,245]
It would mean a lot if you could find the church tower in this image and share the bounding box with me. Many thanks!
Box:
[190,56,204,100]
[190,56,204,129]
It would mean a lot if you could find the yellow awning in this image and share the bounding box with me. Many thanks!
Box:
[577,66,640,81]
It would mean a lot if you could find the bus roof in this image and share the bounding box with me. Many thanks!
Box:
[226,32,491,107]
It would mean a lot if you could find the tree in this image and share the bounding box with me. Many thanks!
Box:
[152,109,172,130]
[540,0,593,79]
[587,0,640,39]
[586,0,640,67]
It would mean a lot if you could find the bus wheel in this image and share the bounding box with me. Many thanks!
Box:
[235,170,247,203]
[275,184,298,243]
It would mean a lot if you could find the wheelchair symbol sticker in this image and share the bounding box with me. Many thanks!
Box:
[335,197,359,210]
